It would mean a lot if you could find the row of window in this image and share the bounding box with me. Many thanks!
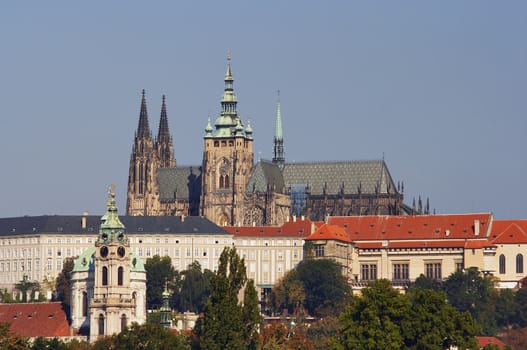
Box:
[499,254,524,274]
[0,260,40,272]
[359,262,457,281]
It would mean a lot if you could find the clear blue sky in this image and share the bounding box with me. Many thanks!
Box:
[1,1,525,219]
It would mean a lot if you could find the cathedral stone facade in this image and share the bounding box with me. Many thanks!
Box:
[126,55,414,226]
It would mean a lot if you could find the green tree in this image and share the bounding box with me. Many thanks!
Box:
[197,247,261,350]
[306,316,341,350]
[173,261,213,313]
[145,255,178,309]
[514,288,527,327]
[334,281,481,350]
[14,276,40,303]
[336,279,409,350]
[91,322,190,350]
[55,257,75,313]
[403,287,480,349]
[496,288,517,328]
[295,259,351,316]
[443,267,498,335]
[31,337,69,350]
[268,270,305,315]
[0,322,29,349]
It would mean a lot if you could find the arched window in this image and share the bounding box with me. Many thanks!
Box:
[98,314,105,336]
[224,174,230,188]
[121,314,127,331]
[82,291,88,317]
[499,254,506,274]
[102,266,108,285]
[517,254,524,274]
[219,176,224,188]
[118,266,124,286]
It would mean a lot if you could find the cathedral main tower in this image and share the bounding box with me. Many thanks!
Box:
[201,53,254,226]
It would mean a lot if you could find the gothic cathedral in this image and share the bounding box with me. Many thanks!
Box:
[126,54,415,226]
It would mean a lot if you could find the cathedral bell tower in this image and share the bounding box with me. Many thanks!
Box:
[201,52,254,226]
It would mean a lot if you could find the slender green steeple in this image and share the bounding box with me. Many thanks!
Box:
[272,90,285,168]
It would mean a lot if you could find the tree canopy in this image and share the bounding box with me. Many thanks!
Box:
[197,247,262,350]
[332,279,480,350]
[145,255,178,309]
[269,258,350,316]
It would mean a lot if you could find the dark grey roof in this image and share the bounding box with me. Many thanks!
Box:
[282,160,398,196]
[0,215,230,236]
[158,166,202,201]
[246,160,286,193]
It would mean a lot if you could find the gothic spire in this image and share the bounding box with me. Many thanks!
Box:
[137,89,151,138]
[157,95,171,143]
[272,90,285,168]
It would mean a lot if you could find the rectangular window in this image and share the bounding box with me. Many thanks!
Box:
[315,245,325,257]
[186,248,191,257]
[48,248,53,256]
[392,263,409,281]
[277,250,284,260]
[57,260,62,271]
[174,248,180,257]
[361,264,377,281]
[164,248,169,256]
[425,262,442,280]
[146,248,151,257]
[47,260,52,271]
[455,262,463,272]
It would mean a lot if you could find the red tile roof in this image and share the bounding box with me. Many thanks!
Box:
[225,217,313,238]
[305,223,352,243]
[490,220,527,244]
[475,336,506,348]
[328,213,492,241]
[0,302,70,338]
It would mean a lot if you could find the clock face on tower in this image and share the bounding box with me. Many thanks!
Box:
[100,246,109,258]
[117,246,126,258]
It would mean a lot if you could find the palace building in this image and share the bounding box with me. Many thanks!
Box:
[126,54,418,226]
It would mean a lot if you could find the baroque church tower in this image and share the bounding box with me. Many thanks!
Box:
[126,91,176,215]
[71,187,146,341]
[201,53,254,226]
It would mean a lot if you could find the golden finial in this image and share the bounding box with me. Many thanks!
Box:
[107,183,116,198]
[227,48,231,63]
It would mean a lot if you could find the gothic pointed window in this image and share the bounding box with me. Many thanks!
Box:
[118,266,124,286]
[102,266,108,286]
[517,254,524,274]
[499,254,506,274]
[98,314,105,336]
[219,159,230,189]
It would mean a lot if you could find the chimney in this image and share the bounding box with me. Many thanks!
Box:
[81,211,89,229]
[474,219,480,236]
